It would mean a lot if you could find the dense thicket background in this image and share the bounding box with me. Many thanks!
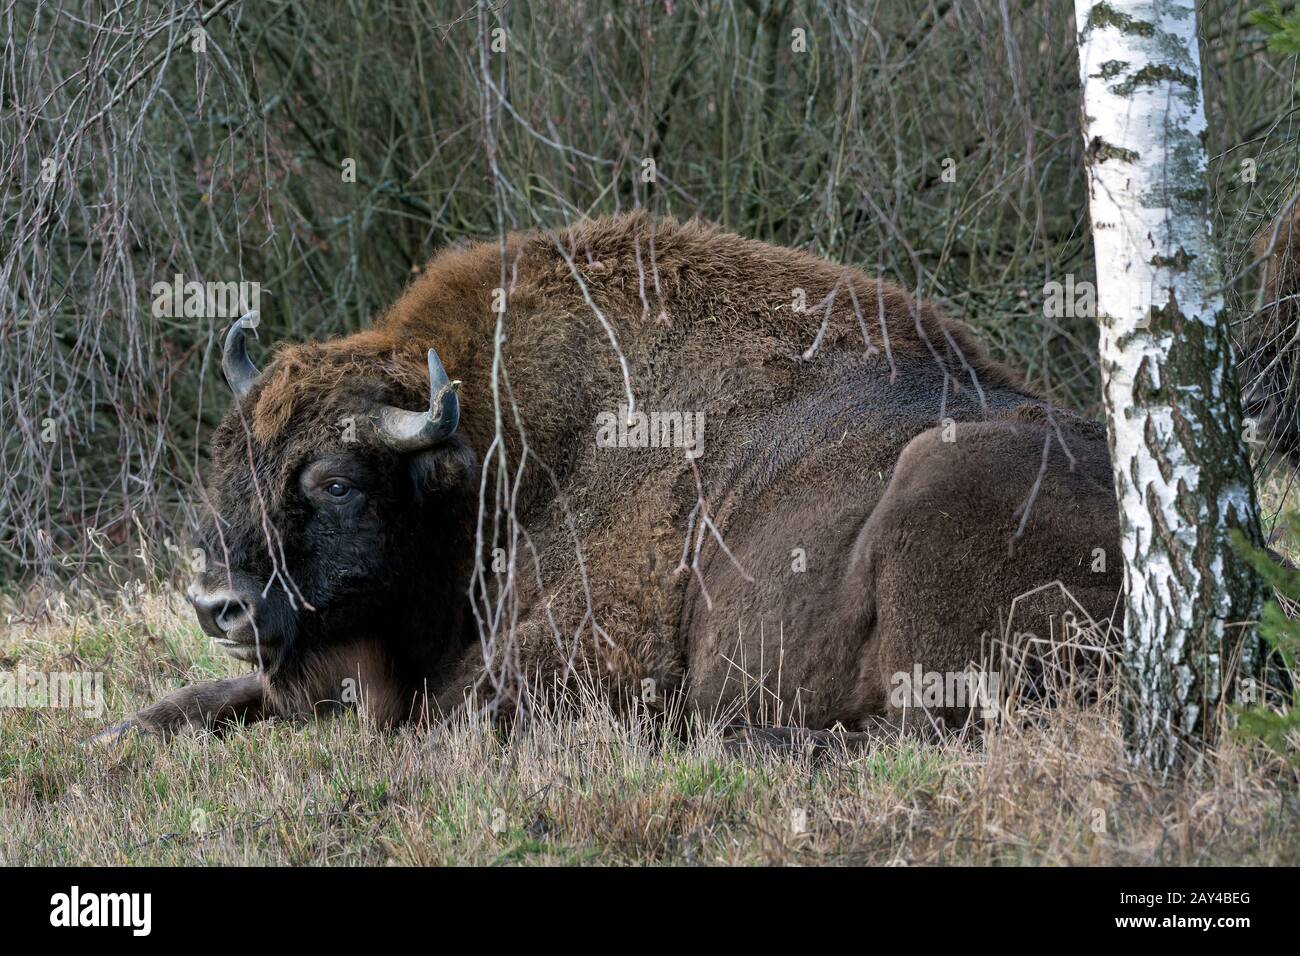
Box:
[2,0,1296,592]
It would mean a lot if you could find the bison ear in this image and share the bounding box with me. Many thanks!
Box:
[407,437,477,501]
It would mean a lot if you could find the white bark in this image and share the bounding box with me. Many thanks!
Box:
[1073,0,1263,772]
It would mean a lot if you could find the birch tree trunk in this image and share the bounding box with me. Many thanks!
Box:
[1072,0,1265,773]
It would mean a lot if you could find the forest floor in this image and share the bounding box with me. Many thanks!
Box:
[2,587,1297,866]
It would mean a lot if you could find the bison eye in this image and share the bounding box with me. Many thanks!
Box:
[323,479,352,499]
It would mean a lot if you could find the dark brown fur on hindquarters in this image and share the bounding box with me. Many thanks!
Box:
[101,212,1133,742]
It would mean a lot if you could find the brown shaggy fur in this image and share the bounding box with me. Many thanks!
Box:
[1240,202,1300,468]
[104,212,1122,740]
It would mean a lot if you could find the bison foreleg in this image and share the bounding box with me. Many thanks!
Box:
[89,673,266,744]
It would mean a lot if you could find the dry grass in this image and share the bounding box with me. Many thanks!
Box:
[2,592,1296,866]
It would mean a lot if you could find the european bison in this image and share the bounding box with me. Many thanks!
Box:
[98,212,1126,741]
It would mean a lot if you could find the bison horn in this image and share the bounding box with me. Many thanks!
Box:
[372,348,461,452]
[222,313,263,399]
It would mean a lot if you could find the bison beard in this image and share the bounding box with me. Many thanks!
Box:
[96,212,1136,744]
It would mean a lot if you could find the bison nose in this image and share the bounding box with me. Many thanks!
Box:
[187,585,254,639]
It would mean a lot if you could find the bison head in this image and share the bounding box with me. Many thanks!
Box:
[186,314,478,681]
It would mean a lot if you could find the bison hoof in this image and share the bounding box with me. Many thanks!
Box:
[84,720,139,747]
